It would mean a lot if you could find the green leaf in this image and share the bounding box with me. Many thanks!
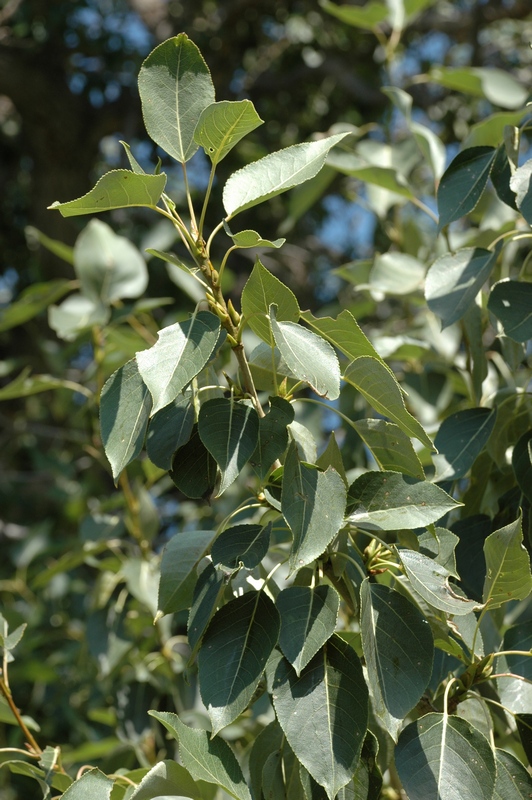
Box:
[249,721,284,800]
[223,132,349,217]
[0,279,73,332]
[369,252,425,295]
[353,419,425,480]
[301,309,386,365]
[433,408,497,481]
[320,0,388,31]
[512,431,532,504]
[429,66,528,110]
[282,441,347,573]
[194,99,263,165]
[138,34,215,163]
[488,280,532,342]
[119,140,146,174]
[398,549,481,616]
[497,621,532,714]
[25,225,75,265]
[148,711,251,800]
[0,368,90,400]
[170,425,218,499]
[100,359,152,483]
[510,158,532,225]
[146,394,194,470]
[59,768,113,800]
[437,147,496,230]
[158,529,217,616]
[198,397,259,495]
[425,246,500,329]
[316,432,348,487]
[187,563,225,653]
[270,307,341,399]
[360,581,433,741]
[483,514,532,609]
[198,591,280,734]
[241,259,300,343]
[327,151,415,200]
[48,170,166,217]
[494,749,532,800]
[48,294,108,340]
[272,635,368,799]
[250,396,295,482]
[343,358,433,448]
[128,760,203,800]
[136,311,221,414]
[395,713,496,800]
[224,226,285,249]
[276,585,340,676]
[211,522,271,570]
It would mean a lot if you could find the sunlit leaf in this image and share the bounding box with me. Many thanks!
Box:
[49,170,166,217]
[224,226,285,249]
[510,158,532,225]
[59,768,113,800]
[483,514,532,609]
[494,748,532,800]
[353,419,425,479]
[211,523,271,570]
[158,529,217,615]
[128,760,203,800]
[429,66,528,110]
[437,147,496,230]
[242,259,300,343]
[301,309,385,365]
[194,99,263,165]
[488,280,532,343]
[399,549,480,615]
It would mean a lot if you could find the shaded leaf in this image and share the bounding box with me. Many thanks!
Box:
[59,768,113,800]
[136,311,221,414]
[369,252,425,295]
[198,397,259,495]
[497,620,532,714]
[248,720,284,800]
[0,369,90,401]
[437,147,496,230]
[483,514,532,609]
[277,585,340,676]
[170,425,218,499]
[198,591,280,734]
[353,419,425,480]
[399,549,480,615]
[429,66,528,110]
[321,0,388,31]
[250,396,295,482]
[488,280,532,343]
[223,133,349,217]
[242,259,300,343]
[187,563,225,653]
[146,394,194,470]
[510,157,532,225]
[494,749,532,800]
[100,359,152,482]
[49,170,166,217]
[433,408,497,481]
[128,760,203,800]
[138,34,215,163]
[194,99,263,165]
[158,529,217,615]
[148,711,251,800]
[211,523,271,570]
[272,635,368,799]
[0,280,72,332]
[512,430,532,504]
[316,432,348,487]
[396,713,496,800]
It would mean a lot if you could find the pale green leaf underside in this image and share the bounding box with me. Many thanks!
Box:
[49,170,167,217]
[242,260,299,343]
[223,132,349,217]
[59,768,113,800]
[483,514,532,609]
[353,419,425,479]
[399,549,480,615]
[301,309,386,365]
[128,760,203,800]
[194,99,263,164]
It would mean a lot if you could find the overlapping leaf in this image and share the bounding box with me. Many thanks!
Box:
[510,157,532,225]
[483,514,532,609]
[242,259,299,342]
[170,425,218,499]
[399,549,480,615]
[146,394,194,470]
[433,407,497,481]
[353,419,425,479]
[301,309,386,365]
[488,280,532,342]
[437,146,496,230]
[158,529,218,615]
[277,585,340,675]
[128,760,202,800]
[250,396,294,482]
[494,748,532,800]
[211,523,271,570]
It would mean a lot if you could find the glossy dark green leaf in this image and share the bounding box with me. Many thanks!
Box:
[437,146,496,230]
[494,749,532,800]
[488,280,532,342]
[148,712,251,800]
[194,99,263,165]
[170,425,218,499]
[198,591,280,734]
[241,258,300,343]
[483,514,532,609]
[250,396,294,482]
[272,635,368,799]
[491,143,518,209]
[211,523,271,570]
[497,620,532,714]
[277,585,340,676]
[452,515,490,602]
[187,563,225,653]
[360,581,433,740]
[399,549,480,615]
[49,170,167,217]
[248,720,284,800]
[146,394,194,470]
[136,311,221,414]
[198,397,259,495]
[396,713,496,800]
[128,760,203,800]
[100,358,152,483]
[512,430,532,504]
[262,750,285,799]
[282,441,346,573]
[510,157,532,225]
[425,246,500,329]
[270,308,341,400]
[138,34,215,163]
[433,408,497,481]
[0,279,72,332]
[353,419,425,480]
[158,529,217,615]
[348,471,460,531]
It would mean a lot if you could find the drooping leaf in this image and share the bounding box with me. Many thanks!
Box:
[425,246,500,329]
[59,768,113,800]
[49,170,167,217]
[136,311,221,414]
[223,132,349,217]
[483,514,532,609]
[158,529,217,615]
[100,359,152,483]
[437,146,496,230]
[272,636,368,799]
[282,441,346,573]
[138,34,215,163]
[241,259,300,343]
[187,562,225,653]
[399,549,481,616]
[170,425,218,499]
[510,158,532,225]
[429,65,528,110]
[198,591,280,734]
[225,227,285,249]
[512,430,532,504]
[360,581,433,740]
[0,279,73,332]
[395,713,496,800]
[0,369,90,400]
[494,749,532,800]
[194,99,263,165]
[433,408,497,481]
[353,419,425,479]
[128,760,203,800]
[198,397,259,495]
[250,396,295,482]
[347,471,460,530]
[25,225,75,265]
[488,280,532,343]
[211,523,271,570]
[146,394,194,470]
[300,309,386,365]
[276,585,340,676]
[148,711,251,800]
[343,357,433,448]
[497,620,532,714]
[270,307,341,399]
